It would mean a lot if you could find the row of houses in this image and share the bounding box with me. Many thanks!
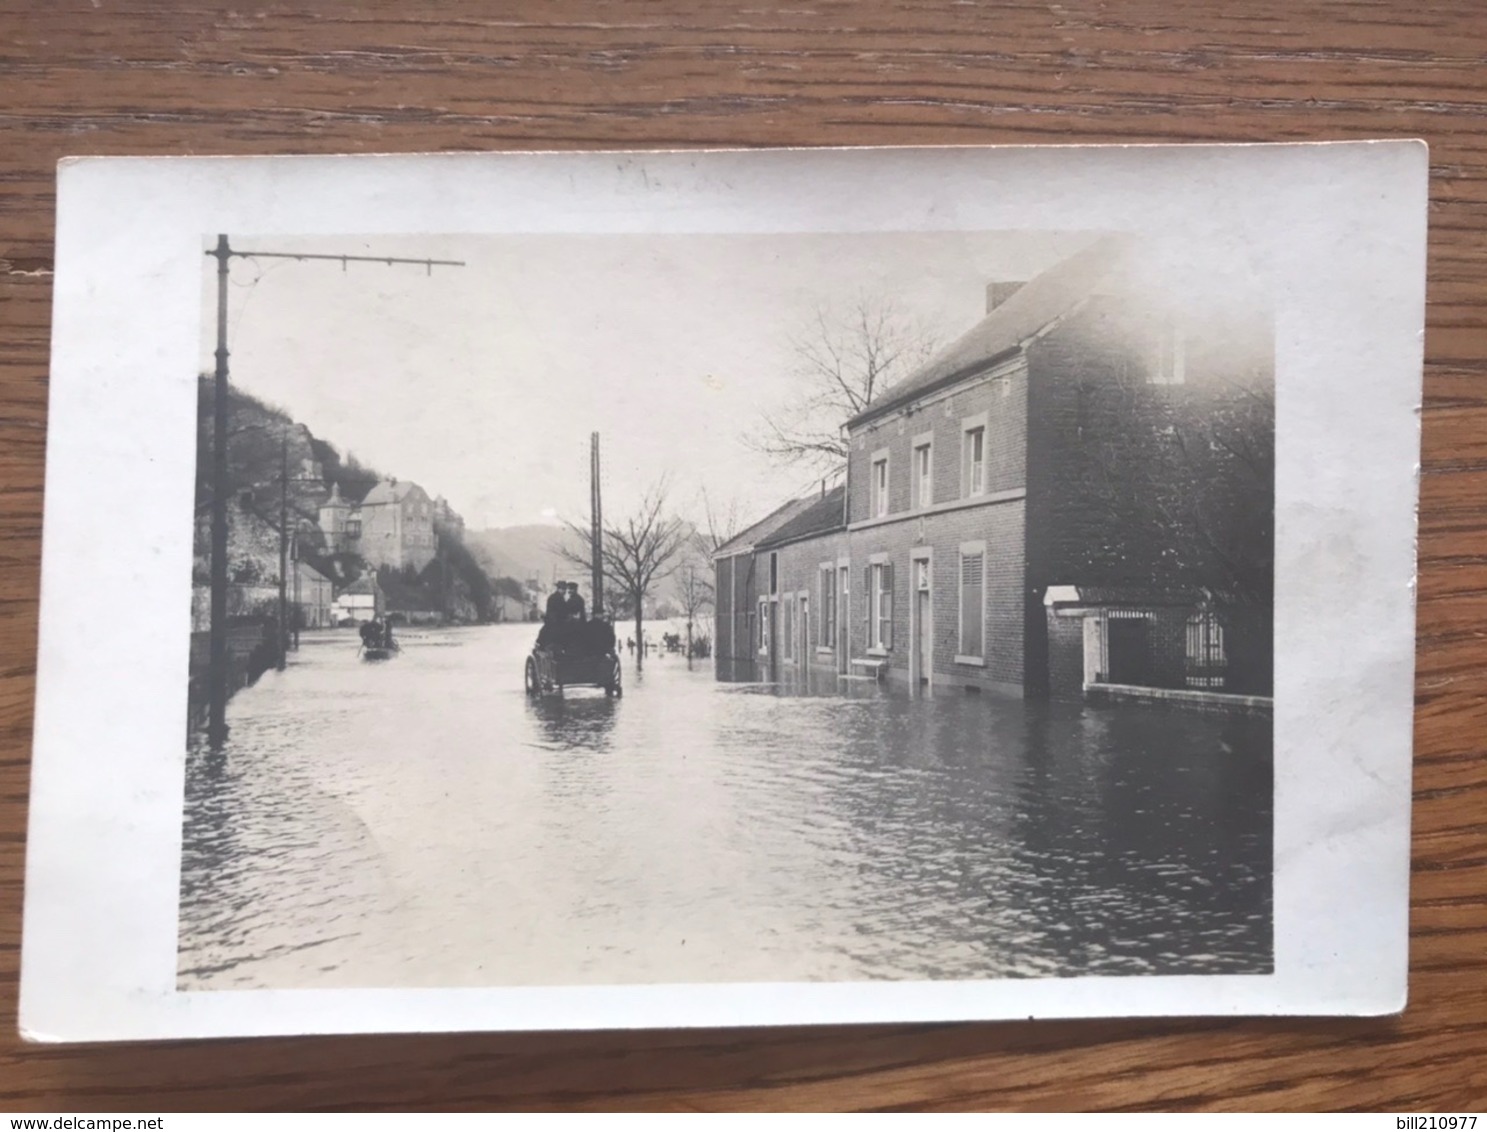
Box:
[715,236,1274,705]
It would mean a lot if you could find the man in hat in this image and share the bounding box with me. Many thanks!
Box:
[563,581,587,625]
[538,583,570,649]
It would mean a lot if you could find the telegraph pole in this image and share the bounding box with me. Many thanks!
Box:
[277,433,290,671]
[590,431,603,617]
[207,236,232,748]
[204,235,463,748]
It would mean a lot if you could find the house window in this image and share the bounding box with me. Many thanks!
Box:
[820,566,836,648]
[963,427,985,497]
[769,551,778,595]
[957,548,984,662]
[913,442,932,509]
[1149,322,1186,385]
[757,597,770,654]
[1186,610,1227,688]
[868,561,893,652]
[346,519,361,538]
[871,455,889,518]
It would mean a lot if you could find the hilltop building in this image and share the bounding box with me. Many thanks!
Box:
[317,477,438,572]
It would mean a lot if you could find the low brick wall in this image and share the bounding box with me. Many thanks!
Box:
[1086,681,1273,716]
[186,622,279,737]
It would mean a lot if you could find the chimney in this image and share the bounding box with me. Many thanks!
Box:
[986,281,1023,313]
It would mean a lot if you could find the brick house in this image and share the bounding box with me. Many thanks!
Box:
[718,236,1274,702]
[751,487,850,686]
[711,495,823,680]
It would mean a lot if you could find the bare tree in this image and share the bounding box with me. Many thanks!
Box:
[676,551,714,660]
[746,296,939,472]
[695,486,745,554]
[560,478,688,672]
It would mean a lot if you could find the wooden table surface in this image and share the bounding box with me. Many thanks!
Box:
[1,1,1483,1113]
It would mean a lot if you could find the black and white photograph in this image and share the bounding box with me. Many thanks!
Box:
[177,225,1274,991]
[21,144,1423,1039]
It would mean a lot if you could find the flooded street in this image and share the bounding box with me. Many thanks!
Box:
[179,623,1271,990]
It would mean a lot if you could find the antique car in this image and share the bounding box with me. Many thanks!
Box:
[525,641,622,697]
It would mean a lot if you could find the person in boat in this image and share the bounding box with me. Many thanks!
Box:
[381,618,396,650]
[359,619,383,650]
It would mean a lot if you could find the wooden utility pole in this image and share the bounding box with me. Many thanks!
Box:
[590,431,603,617]
[204,235,463,748]
[277,433,289,671]
[207,236,232,748]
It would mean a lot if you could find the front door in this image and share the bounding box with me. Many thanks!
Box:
[1106,614,1152,685]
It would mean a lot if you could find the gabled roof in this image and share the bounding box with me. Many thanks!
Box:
[846,235,1131,428]
[359,478,427,507]
[343,573,383,595]
[713,494,820,558]
[756,485,846,551]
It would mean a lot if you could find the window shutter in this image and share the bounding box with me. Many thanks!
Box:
[960,552,984,656]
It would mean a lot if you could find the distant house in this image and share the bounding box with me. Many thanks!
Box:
[333,573,385,624]
[293,559,336,629]
[492,593,527,622]
[721,237,1273,703]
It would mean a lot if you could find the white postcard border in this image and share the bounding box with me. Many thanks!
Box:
[21,142,1425,1040]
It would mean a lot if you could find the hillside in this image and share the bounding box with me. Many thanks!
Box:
[467,521,707,609]
[464,525,588,588]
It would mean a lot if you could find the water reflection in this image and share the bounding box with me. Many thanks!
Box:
[179,624,1270,989]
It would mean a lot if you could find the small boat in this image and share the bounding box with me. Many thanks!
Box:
[362,646,397,662]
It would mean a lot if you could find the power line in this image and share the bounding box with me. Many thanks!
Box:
[203,234,465,749]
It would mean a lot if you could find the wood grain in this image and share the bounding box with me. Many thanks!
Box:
[1,0,1483,1112]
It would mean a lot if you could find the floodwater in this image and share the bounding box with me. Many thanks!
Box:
[178,623,1271,989]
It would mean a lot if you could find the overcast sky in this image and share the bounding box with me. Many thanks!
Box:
[201,230,1092,531]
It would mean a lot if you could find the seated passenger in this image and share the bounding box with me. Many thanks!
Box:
[589,614,616,655]
[537,582,574,649]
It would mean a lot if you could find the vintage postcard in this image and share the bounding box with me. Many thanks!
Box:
[21,142,1425,1040]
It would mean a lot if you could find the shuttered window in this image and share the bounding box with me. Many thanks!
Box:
[959,551,984,659]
